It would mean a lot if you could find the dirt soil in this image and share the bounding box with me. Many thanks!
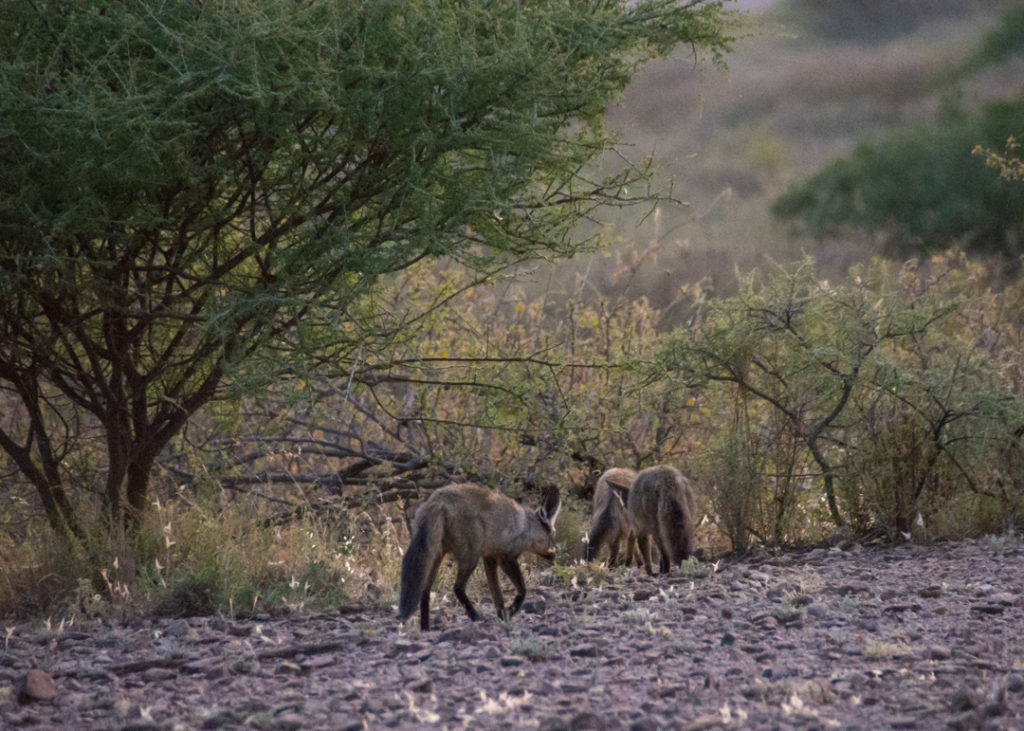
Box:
[2,537,1023,730]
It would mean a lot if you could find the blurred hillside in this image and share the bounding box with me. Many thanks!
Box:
[526,0,1024,320]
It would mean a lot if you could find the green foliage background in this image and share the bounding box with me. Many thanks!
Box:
[773,99,1024,255]
[0,0,733,543]
[773,3,1024,257]
[3,2,1024,620]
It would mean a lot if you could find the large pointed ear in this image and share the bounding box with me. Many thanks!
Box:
[538,485,561,526]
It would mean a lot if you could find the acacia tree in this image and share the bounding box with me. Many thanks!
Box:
[0,1,733,538]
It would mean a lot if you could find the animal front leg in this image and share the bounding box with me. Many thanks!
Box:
[499,555,527,617]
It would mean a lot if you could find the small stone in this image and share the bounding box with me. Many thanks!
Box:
[569,644,599,658]
[231,659,258,675]
[990,592,1017,606]
[740,684,765,700]
[720,633,735,646]
[773,606,805,626]
[628,719,661,731]
[407,678,433,693]
[1007,674,1024,693]
[164,619,191,637]
[114,696,137,719]
[559,682,590,694]
[951,688,975,712]
[523,599,547,614]
[330,717,364,731]
[806,603,828,619]
[678,714,727,731]
[633,590,655,601]
[275,661,305,676]
[918,585,942,598]
[984,702,1006,718]
[945,711,977,731]
[928,645,952,660]
[436,627,482,644]
[835,581,872,596]
[17,669,57,704]
[274,712,304,730]
[971,604,1005,615]
[569,711,606,730]
[201,711,237,729]
[388,640,424,657]
[141,667,178,682]
[500,655,526,667]
[304,654,337,670]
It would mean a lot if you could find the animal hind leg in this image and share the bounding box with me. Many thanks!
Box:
[625,532,641,568]
[483,556,508,620]
[419,554,444,631]
[452,557,480,622]
[656,536,672,574]
[607,535,622,568]
[680,525,693,562]
[637,533,655,576]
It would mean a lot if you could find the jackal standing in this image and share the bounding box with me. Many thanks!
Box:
[628,465,695,575]
[584,467,639,567]
[398,483,561,630]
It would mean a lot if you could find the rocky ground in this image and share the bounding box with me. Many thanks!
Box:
[2,537,1023,730]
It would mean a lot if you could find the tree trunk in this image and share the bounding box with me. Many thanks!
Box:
[807,439,843,527]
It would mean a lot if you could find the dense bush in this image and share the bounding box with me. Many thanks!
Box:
[5,253,1024,618]
[772,99,1024,257]
[773,0,978,45]
[773,3,1024,260]
[661,254,1024,547]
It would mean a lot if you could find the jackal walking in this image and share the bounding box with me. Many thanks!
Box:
[398,483,561,630]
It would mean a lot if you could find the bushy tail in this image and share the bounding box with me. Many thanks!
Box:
[660,492,691,565]
[585,504,616,561]
[398,516,441,621]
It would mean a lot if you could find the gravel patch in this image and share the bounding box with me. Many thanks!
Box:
[2,538,1023,729]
